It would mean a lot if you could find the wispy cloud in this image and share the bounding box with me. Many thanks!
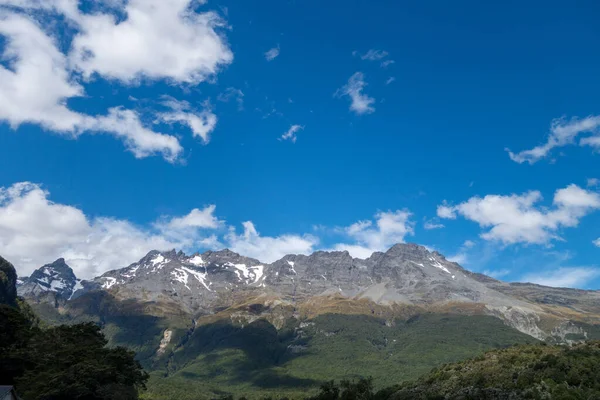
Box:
[482,268,511,279]
[280,124,304,143]
[381,60,395,68]
[385,77,396,85]
[335,72,375,115]
[159,98,217,144]
[265,45,280,61]
[356,49,389,61]
[217,87,245,110]
[423,219,444,230]
[507,115,600,164]
[521,267,600,288]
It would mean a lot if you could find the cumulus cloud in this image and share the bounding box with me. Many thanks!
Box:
[594,238,600,247]
[438,184,600,245]
[0,183,189,278]
[0,182,420,277]
[226,222,318,262]
[335,72,375,115]
[163,206,223,230]
[0,12,85,132]
[86,107,184,161]
[507,115,600,164]
[333,210,415,258]
[0,0,232,160]
[280,124,304,143]
[0,182,319,276]
[521,267,600,288]
[70,0,233,83]
[436,203,456,219]
[264,46,280,61]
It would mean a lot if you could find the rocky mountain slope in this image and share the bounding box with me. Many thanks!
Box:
[16,244,600,342]
[12,244,600,399]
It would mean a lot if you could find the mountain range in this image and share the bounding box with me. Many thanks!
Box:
[13,243,600,398]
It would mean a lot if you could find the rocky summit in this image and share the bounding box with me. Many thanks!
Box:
[17,258,83,302]
[17,243,600,342]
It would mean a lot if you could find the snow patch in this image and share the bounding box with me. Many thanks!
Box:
[151,254,164,266]
[287,260,297,274]
[171,269,190,290]
[69,280,84,300]
[429,257,451,274]
[102,277,117,289]
[121,265,139,279]
[50,280,66,290]
[181,266,212,291]
[188,255,205,266]
[226,262,265,285]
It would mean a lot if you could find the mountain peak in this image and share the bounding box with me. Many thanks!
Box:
[385,243,431,257]
[18,258,80,300]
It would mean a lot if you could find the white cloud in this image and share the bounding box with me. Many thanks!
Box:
[70,0,233,84]
[225,221,318,262]
[588,178,599,187]
[357,49,388,61]
[423,220,444,230]
[0,12,84,132]
[85,107,184,161]
[0,12,182,160]
[264,46,280,61]
[335,72,375,115]
[385,77,396,85]
[447,240,477,265]
[594,238,600,247]
[0,182,187,278]
[159,99,217,144]
[447,253,468,264]
[0,181,324,277]
[280,124,303,143]
[0,1,231,160]
[333,210,414,258]
[436,204,456,219]
[381,60,395,68]
[507,115,600,164]
[164,206,223,230]
[438,184,600,245]
[463,240,476,249]
[521,267,600,288]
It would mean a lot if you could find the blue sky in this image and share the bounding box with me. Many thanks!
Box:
[1,0,599,288]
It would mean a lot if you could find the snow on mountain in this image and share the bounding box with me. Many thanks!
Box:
[17,258,82,299]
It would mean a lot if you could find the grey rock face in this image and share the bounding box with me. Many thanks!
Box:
[18,258,82,301]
